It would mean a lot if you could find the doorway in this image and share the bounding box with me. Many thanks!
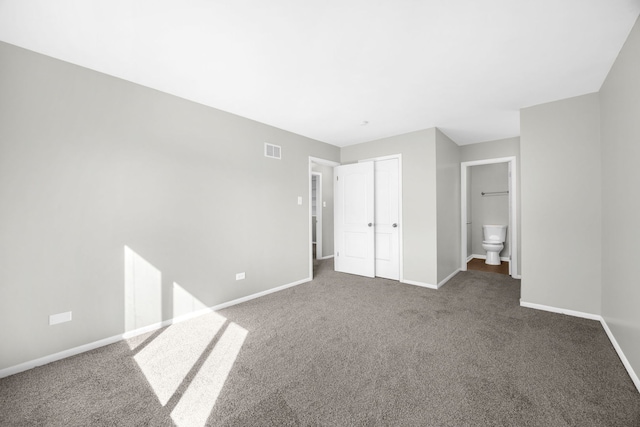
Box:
[460,156,518,278]
[309,157,340,279]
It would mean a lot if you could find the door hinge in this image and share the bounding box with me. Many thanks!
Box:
[336,176,339,181]
[337,251,339,257]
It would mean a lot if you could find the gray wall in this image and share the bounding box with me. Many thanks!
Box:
[460,137,521,277]
[0,42,339,370]
[470,163,510,257]
[520,93,602,315]
[600,15,640,383]
[311,162,334,258]
[341,129,438,286]
[435,129,460,283]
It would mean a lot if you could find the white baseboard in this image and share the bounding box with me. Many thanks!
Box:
[401,279,437,289]
[212,277,311,311]
[0,334,127,379]
[437,269,461,289]
[599,318,640,393]
[470,254,510,262]
[520,300,640,394]
[519,300,601,321]
[0,277,312,379]
[318,255,334,260]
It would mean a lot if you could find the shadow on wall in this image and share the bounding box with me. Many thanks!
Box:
[124,245,247,426]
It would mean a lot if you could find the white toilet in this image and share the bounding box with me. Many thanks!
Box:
[482,225,507,265]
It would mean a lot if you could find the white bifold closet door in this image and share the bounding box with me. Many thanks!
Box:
[334,161,375,278]
[334,159,399,280]
[374,158,400,280]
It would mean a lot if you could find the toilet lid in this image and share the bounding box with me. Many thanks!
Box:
[483,241,503,245]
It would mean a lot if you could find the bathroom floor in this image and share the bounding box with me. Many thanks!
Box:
[467,258,510,275]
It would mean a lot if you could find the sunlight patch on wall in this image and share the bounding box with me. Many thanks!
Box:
[171,322,248,427]
[134,312,226,405]
[124,246,162,332]
[173,281,207,318]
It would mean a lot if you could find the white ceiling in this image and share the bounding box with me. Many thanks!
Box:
[1,1,639,146]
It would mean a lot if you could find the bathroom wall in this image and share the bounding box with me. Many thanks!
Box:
[469,163,510,258]
[520,93,602,315]
[600,14,640,385]
[435,129,461,283]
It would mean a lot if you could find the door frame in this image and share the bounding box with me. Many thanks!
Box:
[460,156,519,278]
[358,154,404,282]
[309,157,340,279]
[311,171,322,260]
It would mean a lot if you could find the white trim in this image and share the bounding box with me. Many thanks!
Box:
[318,255,334,260]
[461,156,515,167]
[461,156,518,278]
[519,300,602,321]
[309,156,340,168]
[520,300,640,394]
[212,277,311,310]
[0,334,126,379]
[311,171,322,260]
[357,154,401,163]
[600,319,640,393]
[358,154,403,282]
[466,255,474,262]
[401,279,437,289]
[469,254,510,262]
[398,156,404,282]
[121,307,213,339]
[437,269,460,289]
[0,277,311,379]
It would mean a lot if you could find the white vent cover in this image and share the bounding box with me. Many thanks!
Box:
[264,143,281,159]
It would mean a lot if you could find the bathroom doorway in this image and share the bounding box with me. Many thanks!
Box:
[460,157,519,278]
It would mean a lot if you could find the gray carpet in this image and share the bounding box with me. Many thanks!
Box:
[1,259,639,426]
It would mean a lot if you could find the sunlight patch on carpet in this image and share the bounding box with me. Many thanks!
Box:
[171,322,248,427]
[134,313,226,405]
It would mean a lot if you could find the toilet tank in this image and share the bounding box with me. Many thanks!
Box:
[483,225,507,242]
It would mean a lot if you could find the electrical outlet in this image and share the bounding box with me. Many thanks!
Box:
[236,272,246,280]
[49,311,72,325]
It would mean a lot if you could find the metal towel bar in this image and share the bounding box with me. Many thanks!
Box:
[481,191,509,196]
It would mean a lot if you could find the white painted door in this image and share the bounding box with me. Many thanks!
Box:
[334,162,375,277]
[374,158,400,280]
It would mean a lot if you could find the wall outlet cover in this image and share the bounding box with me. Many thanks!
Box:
[49,311,72,325]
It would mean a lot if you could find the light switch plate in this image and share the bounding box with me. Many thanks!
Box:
[297,196,302,205]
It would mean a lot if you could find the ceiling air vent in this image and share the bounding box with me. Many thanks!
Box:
[264,143,281,159]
